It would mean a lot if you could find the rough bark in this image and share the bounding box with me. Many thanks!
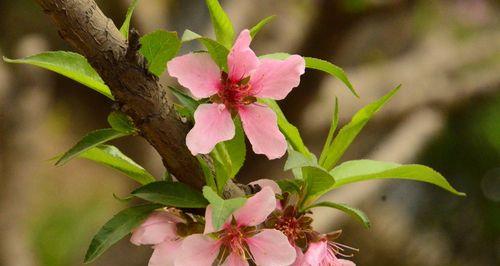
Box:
[34,0,204,189]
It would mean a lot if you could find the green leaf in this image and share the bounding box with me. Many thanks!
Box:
[302,166,336,207]
[330,160,465,196]
[276,178,303,194]
[107,111,136,134]
[168,86,199,117]
[205,0,235,48]
[4,51,113,99]
[259,99,310,156]
[259,53,358,97]
[79,145,155,185]
[84,204,162,263]
[139,30,181,76]
[304,57,358,97]
[249,15,276,38]
[212,118,246,193]
[56,129,129,166]
[197,156,217,191]
[119,0,140,39]
[132,181,209,208]
[304,201,371,228]
[322,86,401,170]
[181,29,202,42]
[202,186,246,230]
[180,30,229,71]
[319,98,339,165]
[284,148,317,171]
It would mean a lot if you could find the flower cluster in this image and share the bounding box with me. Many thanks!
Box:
[132,180,356,266]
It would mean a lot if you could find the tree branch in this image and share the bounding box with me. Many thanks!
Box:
[34,0,204,189]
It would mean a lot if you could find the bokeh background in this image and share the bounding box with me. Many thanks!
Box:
[0,0,499,265]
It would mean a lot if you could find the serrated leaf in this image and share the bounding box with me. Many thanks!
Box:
[276,178,303,194]
[139,30,181,76]
[205,0,235,48]
[212,118,246,193]
[304,201,371,228]
[330,160,465,196]
[132,181,209,208]
[107,111,136,134]
[79,145,155,185]
[119,0,140,39]
[259,99,310,156]
[168,86,199,117]
[250,15,276,38]
[319,98,339,165]
[302,166,336,207]
[4,51,112,99]
[322,86,401,170]
[259,53,357,97]
[56,129,129,166]
[84,204,162,263]
[202,186,246,230]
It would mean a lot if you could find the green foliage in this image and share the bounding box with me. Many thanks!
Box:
[250,15,276,38]
[4,51,113,99]
[119,0,141,39]
[181,30,230,71]
[329,160,465,195]
[302,166,336,207]
[319,98,339,165]
[284,148,317,172]
[259,53,357,97]
[107,111,136,134]
[304,201,371,228]
[168,86,199,118]
[84,204,162,263]
[79,145,156,185]
[202,186,246,231]
[211,118,246,193]
[276,178,303,194]
[56,129,129,166]
[197,156,217,192]
[181,29,202,42]
[139,30,181,76]
[205,0,235,48]
[132,181,209,208]
[259,99,311,156]
[321,86,400,170]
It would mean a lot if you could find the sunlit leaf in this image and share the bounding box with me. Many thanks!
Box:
[4,51,112,99]
[284,148,317,171]
[139,30,181,76]
[203,186,246,230]
[302,166,336,207]
[319,98,339,165]
[330,160,465,196]
[276,178,303,194]
[304,201,371,228]
[205,0,235,48]
[84,204,162,263]
[250,15,276,38]
[79,145,155,185]
[107,111,136,134]
[132,181,209,208]
[119,0,141,39]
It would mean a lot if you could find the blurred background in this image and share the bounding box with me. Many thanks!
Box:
[0,0,499,265]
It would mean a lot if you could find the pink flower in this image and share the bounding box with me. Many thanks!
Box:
[131,210,185,266]
[175,186,296,266]
[298,239,356,266]
[168,29,305,159]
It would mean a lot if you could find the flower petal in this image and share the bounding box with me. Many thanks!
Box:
[303,240,329,266]
[228,30,259,81]
[246,229,296,266]
[175,234,221,266]
[291,247,305,266]
[249,179,282,195]
[338,259,356,266]
[221,252,250,266]
[238,104,286,159]
[167,53,221,99]
[148,239,182,266]
[130,212,179,245]
[186,103,235,155]
[250,55,305,100]
[234,187,276,227]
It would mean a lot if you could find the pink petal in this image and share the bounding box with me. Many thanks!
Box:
[338,259,356,266]
[246,229,296,266]
[250,55,305,100]
[291,246,305,266]
[249,179,282,195]
[175,234,221,266]
[186,103,235,155]
[234,187,276,227]
[238,104,287,159]
[221,252,250,266]
[228,30,259,81]
[167,53,221,99]
[148,239,182,266]
[303,240,329,266]
[130,212,179,245]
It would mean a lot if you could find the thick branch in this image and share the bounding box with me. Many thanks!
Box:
[34,0,204,189]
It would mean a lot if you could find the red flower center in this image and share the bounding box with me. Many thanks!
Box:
[219,224,249,256]
[211,72,256,112]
